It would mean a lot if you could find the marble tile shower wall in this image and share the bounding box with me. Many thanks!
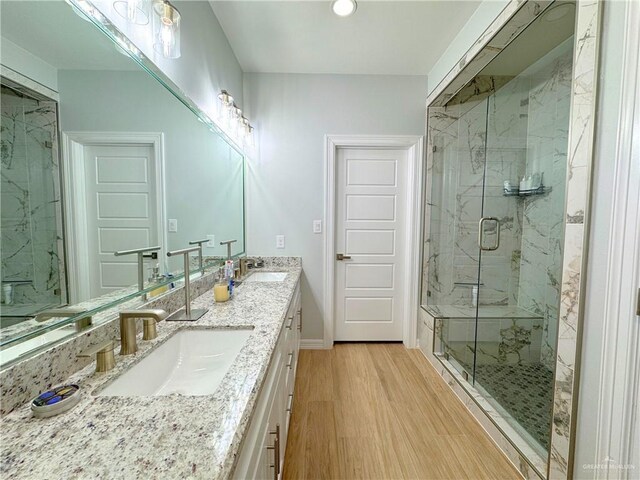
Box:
[427,85,525,310]
[516,40,573,369]
[425,39,572,368]
[0,88,65,310]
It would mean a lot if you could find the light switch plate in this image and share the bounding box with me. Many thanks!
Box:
[206,235,215,248]
[276,235,285,249]
[313,220,322,234]
[168,219,178,233]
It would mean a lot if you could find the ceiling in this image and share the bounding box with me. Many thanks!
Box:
[0,0,137,71]
[209,0,481,76]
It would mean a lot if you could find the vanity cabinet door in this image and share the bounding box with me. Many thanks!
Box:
[233,280,301,480]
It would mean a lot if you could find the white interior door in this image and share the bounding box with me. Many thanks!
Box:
[334,147,407,341]
[83,143,157,298]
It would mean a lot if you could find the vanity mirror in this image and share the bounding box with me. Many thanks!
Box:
[0,0,245,363]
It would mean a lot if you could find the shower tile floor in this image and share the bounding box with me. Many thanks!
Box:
[475,362,554,450]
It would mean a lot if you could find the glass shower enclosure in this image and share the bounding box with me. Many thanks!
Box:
[0,81,67,325]
[422,1,575,468]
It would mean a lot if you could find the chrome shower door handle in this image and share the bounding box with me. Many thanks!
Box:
[478,217,500,251]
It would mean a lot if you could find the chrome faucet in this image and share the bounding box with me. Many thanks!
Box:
[166,246,209,321]
[118,309,167,355]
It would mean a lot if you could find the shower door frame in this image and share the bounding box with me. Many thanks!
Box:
[420,0,603,478]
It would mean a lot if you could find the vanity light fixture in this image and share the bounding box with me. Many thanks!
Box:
[217,90,234,108]
[152,0,181,58]
[216,90,256,150]
[331,0,357,17]
[238,116,250,140]
[229,103,243,133]
[113,0,150,25]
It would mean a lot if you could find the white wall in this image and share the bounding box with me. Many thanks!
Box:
[243,73,427,339]
[574,0,629,475]
[427,0,509,95]
[91,0,243,114]
[0,36,58,91]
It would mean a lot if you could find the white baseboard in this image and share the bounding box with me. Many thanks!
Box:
[300,339,325,349]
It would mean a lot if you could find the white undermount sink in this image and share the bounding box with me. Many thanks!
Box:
[244,272,287,283]
[98,329,252,397]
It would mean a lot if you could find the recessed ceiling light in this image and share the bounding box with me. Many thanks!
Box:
[331,0,357,17]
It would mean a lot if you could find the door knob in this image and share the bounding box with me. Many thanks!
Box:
[336,253,352,260]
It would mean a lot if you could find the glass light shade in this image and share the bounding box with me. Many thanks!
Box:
[217,90,234,107]
[113,0,150,25]
[228,105,242,135]
[238,117,250,141]
[152,0,181,59]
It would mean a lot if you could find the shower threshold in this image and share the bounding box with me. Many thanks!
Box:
[436,353,548,476]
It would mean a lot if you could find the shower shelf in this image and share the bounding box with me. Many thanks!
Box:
[422,304,543,320]
[503,185,551,198]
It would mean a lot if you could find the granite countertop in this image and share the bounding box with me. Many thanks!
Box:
[0,266,302,479]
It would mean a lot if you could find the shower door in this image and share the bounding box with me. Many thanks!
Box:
[426,30,573,460]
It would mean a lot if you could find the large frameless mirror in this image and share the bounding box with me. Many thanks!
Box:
[0,0,245,365]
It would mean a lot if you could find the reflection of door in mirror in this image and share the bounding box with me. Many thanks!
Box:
[84,143,158,299]
[0,82,68,322]
[63,135,163,302]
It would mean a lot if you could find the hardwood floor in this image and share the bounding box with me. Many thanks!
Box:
[283,344,521,480]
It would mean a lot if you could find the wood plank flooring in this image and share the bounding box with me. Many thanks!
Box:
[283,344,521,480]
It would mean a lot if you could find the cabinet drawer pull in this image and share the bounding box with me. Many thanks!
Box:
[297,309,302,332]
[286,393,294,413]
[267,424,280,476]
[286,352,294,368]
[286,316,294,330]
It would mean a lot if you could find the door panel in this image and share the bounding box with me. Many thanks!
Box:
[346,195,395,220]
[84,143,157,298]
[335,148,407,341]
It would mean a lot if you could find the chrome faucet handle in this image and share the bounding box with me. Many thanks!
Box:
[78,340,116,372]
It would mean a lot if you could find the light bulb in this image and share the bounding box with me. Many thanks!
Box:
[160,23,174,56]
[152,0,181,58]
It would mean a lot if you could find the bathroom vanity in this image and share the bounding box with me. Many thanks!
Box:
[0,263,302,479]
